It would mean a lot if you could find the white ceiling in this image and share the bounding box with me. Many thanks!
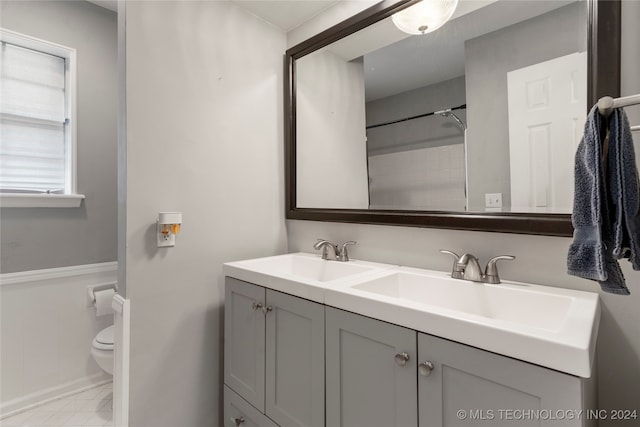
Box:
[362,0,575,100]
[231,0,342,32]
[86,0,342,32]
[86,0,580,102]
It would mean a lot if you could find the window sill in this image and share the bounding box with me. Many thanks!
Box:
[0,193,85,208]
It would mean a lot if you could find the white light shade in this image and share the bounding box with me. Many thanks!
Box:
[392,0,458,35]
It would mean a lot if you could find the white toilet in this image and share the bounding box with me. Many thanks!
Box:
[91,325,114,375]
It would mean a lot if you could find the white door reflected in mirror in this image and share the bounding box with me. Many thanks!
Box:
[507,52,587,213]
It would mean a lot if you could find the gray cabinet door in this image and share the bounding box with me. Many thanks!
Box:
[265,290,324,427]
[224,277,266,412]
[418,333,585,427]
[326,307,418,427]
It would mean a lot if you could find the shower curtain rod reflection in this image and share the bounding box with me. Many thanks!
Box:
[366,104,467,130]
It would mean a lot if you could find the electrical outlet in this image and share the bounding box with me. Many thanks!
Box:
[485,193,503,209]
[157,223,176,247]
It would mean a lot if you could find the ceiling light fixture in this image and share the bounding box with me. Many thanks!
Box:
[392,0,459,35]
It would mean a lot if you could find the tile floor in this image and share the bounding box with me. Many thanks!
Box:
[1,382,112,427]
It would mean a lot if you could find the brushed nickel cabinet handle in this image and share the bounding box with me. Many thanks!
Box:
[419,361,434,377]
[395,352,410,366]
[252,302,263,311]
[230,416,245,426]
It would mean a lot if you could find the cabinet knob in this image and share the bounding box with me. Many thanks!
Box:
[252,302,263,311]
[262,305,273,314]
[230,416,245,426]
[394,352,410,367]
[419,361,434,377]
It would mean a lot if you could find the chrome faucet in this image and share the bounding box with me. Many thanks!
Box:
[440,250,515,284]
[314,239,356,262]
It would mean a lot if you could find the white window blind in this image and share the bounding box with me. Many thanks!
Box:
[1,41,68,193]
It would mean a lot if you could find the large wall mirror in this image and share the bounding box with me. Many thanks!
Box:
[285,0,620,236]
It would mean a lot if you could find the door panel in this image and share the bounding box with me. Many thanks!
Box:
[418,333,583,427]
[265,290,324,427]
[326,307,417,427]
[224,278,266,412]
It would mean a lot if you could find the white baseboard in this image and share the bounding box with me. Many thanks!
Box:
[0,373,111,418]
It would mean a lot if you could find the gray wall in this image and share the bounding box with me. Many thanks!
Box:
[287,1,640,425]
[0,1,118,273]
[465,2,586,211]
[296,52,369,209]
[123,1,287,425]
[366,76,466,155]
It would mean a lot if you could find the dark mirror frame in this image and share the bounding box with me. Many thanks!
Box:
[285,0,621,236]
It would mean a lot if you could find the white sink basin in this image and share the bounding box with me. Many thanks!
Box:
[326,266,600,378]
[223,253,395,303]
[352,272,572,331]
[244,252,381,282]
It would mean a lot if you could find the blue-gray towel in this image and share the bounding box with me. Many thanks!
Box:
[567,106,639,295]
[608,109,640,270]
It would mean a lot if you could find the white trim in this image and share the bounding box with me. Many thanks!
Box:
[0,193,85,208]
[112,293,126,315]
[113,294,130,427]
[67,47,78,194]
[0,375,111,418]
[0,28,75,58]
[0,261,117,286]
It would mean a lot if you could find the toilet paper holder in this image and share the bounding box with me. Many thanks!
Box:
[86,282,118,307]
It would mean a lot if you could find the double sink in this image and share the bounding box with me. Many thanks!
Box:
[223,252,600,378]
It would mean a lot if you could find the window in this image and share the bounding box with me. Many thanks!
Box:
[0,29,83,207]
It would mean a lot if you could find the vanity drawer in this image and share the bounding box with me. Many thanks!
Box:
[224,385,279,427]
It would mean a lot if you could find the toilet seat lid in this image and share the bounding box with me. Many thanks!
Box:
[95,325,114,346]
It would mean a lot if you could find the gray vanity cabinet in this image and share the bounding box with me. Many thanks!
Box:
[417,333,593,427]
[226,278,594,427]
[325,307,418,427]
[224,277,325,427]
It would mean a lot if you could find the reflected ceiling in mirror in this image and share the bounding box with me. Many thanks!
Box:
[286,0,621,236]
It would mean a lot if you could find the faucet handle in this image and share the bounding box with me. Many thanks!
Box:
[484,255,515,284]
[313,238,327,249]
[338,241,356,262]
[440,250,463,279]
[439,249,459,259]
